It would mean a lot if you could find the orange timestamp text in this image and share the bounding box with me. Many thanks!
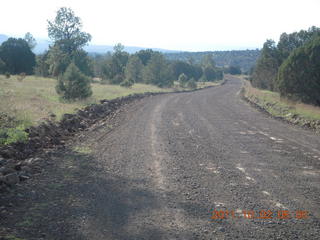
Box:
[210,209,309,220]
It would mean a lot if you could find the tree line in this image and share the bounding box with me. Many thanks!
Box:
[250,26,320,106]
[165,49,260,74]
[0,7,225,100]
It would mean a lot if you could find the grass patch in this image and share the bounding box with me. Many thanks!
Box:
[197,80,224,88]
[242,79,320,124]
[73,146,92,154]
[0,75,172,125]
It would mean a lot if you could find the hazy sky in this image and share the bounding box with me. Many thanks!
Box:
[1,0,319,51]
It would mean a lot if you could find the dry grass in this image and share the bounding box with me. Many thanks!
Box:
[242,79,320,121]
[0,75,171,127]
[197,80,224,88]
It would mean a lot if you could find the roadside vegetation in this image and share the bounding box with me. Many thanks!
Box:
[244,26,320,130]
[250,26,320,106]
[243,78,320,130]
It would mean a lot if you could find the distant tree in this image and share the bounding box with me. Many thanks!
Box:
[201,53,215,68]
[92,53,111,78]
[171,61,190,79]
[0,58,6,74]
[113,43,125,52]
[125,55,143,83]
[111,74,125,85]
[34,51,50,77]
[203,66,216,81]
[135,49,154,65]
[178,73,188,87]
[187,56,195,65]
[73,50,94,76]
[120,79,134,88]
[227,65,241,75]
[102,43,129,83]
[171,60,203,81]
[191,64,203,80]
[215,69,224,80]
[111,43,129,75]
[46,44,71,76]
[143,53,173,87]
[251,39,280,90]
[47,7,92,78]
[24,32,36,50]
[0,38,35,74]
[47,7,91,54]
[276,36,320,105]
[56,62,92,100]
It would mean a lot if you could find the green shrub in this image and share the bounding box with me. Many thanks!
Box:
[56,62,92,100]
[120,79,134,88]
[0,58,6,74]
[110,74,124,85]
[186,78,197,89]
[5,72,10,78]
[17,72,26,82]
[0,125,28,145]
[178,73,188,87]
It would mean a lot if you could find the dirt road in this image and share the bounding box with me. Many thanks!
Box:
[1,76,320,239]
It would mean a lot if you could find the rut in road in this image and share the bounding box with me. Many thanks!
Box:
[1,76,319,240]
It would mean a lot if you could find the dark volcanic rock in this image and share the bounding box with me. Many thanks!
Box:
[3,172,19,185]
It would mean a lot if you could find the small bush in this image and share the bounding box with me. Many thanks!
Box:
[120,79,134,88]
[17,72,26,82]
[56,62,92,100]
[186,78,197,89]
[178,73,188,87]
[5,72,10,79]
[111,74,125,85]
[0,125,28,145]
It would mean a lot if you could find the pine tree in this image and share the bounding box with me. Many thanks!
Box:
[125,55,143,83]
[56,62,92,100]
[276,36,320,105]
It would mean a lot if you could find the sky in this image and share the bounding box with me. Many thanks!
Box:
[1,0,319,51]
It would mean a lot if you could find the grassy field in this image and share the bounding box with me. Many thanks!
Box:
[242,79,320,122]
[0,75,222,131]
[0,75,173,127]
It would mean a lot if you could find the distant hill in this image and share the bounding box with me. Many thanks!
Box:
[0,34,8,43]
[33,40,180,54]
[164,50,261,73]
[0,34,179,54]
[84,45,179,54]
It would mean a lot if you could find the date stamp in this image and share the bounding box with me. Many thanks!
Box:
[210,209,309,220]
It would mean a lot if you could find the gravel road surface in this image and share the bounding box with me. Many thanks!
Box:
[1,76,319,239]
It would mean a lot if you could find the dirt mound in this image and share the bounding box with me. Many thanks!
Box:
[0,92,162,190]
